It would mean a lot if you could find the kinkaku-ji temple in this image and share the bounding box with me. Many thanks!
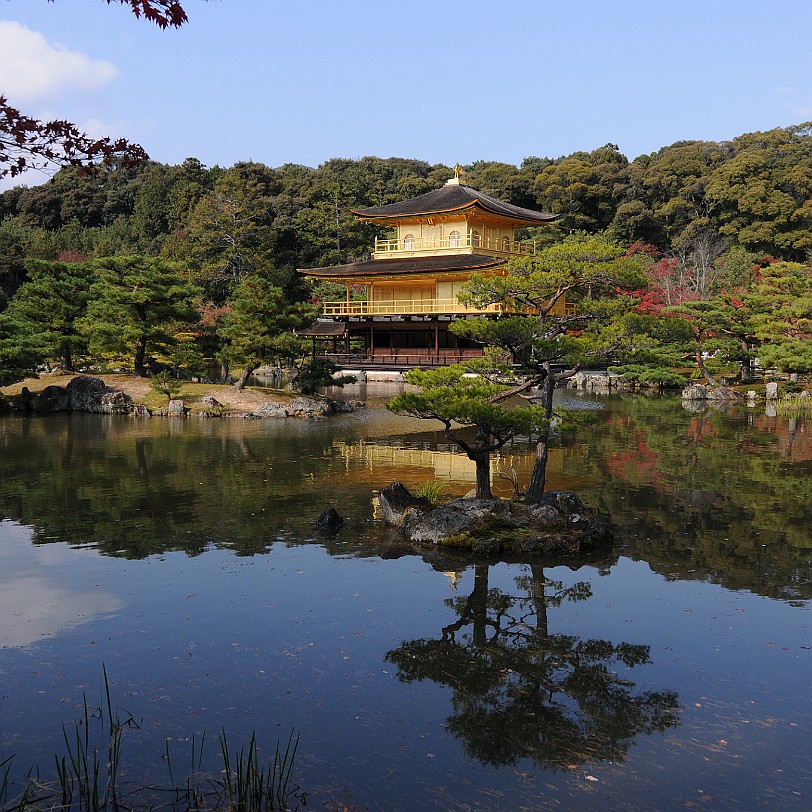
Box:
[297,169,559,369]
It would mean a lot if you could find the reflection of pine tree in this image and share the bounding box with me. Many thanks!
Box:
[386,564,680,769]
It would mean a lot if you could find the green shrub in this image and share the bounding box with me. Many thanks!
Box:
[292,358,355,395]
[609,364,686,388]
[150,370,183,402]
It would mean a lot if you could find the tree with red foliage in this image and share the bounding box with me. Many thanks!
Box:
[1,1,189,180]
[97,0,188,29]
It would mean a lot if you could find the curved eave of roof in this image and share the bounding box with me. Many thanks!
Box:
[352,184,557,225]
[297,254,505,279]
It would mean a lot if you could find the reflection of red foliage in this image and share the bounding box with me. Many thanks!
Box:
[687,416,718,443]
[751,416,812,462]
[605,430,666,491]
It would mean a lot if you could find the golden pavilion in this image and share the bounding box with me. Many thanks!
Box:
[297,171,558,369]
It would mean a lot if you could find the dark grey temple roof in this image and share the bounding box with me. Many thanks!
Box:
[352,184,557,224]
[298,254,504,278]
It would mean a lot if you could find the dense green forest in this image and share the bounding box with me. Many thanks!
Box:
[1,123,811,386]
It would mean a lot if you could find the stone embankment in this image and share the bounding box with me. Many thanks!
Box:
[680,383,743,402]
[3,375,362,419]
[565,371,630,393]
[378,482,612,556]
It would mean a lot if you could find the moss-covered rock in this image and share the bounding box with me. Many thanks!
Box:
[379,484,613,557]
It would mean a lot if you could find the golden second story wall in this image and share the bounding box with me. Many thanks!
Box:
[372,217,536,258]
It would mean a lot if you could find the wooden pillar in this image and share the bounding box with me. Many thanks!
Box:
[434,320,439,362]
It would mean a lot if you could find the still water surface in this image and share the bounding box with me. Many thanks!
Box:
[0,387,810,810]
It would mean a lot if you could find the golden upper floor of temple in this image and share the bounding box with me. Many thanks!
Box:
[298,178,558,319]
[353,177,557,260]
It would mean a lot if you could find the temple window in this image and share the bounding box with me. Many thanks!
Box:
[403,233,416,250]
[448,230,461,247]
[502,236,510,251]
[471,230,481,248]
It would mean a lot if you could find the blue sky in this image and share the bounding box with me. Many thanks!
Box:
[2,0,812,188]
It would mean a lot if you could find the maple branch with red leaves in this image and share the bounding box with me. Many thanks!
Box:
[0,96,150,179]
[59,1,189,29]
[2,1,190,179]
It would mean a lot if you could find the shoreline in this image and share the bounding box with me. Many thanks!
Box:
[0,372,363,419]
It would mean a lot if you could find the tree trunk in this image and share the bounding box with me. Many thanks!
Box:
[134,337,148,376]
[61,343,74,372]
[441,564,490,646]
[219,360,230,384]
[695,350,721,387]
[740,340,753,383]
[529,564,549,640]
[234,365,256,391]
[473,452,493,500]
[474,455,493,500]
[525,432,549,504]
[525,372,555,504]
[471,565,490,647]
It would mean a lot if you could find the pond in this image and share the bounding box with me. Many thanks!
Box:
[0,387,810,811]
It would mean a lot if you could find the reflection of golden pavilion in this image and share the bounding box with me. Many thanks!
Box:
[298,172,559,369]
[334,439,568,498]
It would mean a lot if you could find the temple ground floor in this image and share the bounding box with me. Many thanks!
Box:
[299,315,489,370]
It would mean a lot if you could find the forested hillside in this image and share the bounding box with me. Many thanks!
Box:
[1,123,811,386]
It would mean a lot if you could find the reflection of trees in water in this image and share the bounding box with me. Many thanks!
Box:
[575,396,812,602]
[3,396,810,595]
[386,564,680,769]
[0,415,372,557]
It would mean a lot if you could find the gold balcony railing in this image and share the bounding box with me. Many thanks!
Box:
[321,298,507,317]
[374,234,536,256]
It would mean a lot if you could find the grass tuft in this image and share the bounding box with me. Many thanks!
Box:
[2,668,304,811]
[414,480,447,503]
[775,393,812,415]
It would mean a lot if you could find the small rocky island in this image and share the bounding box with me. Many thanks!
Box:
[378,482,613,556]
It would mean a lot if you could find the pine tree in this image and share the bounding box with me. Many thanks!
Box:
[387,364,547,500]
[3,259,93,371]
[79,256,200,375]
[217,272,315,390]
[451,234,651,502]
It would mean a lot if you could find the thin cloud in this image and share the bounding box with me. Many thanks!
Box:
[0,20,118,103]
[775,85,812,119]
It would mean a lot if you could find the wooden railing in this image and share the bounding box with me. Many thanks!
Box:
[323,349,484,368]
[374,234,536,256]
[322,298,573,318]
[322,298,506,317]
